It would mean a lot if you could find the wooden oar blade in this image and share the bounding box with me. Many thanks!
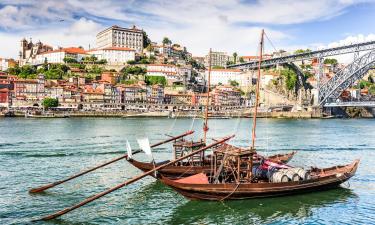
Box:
[29,183,57,193]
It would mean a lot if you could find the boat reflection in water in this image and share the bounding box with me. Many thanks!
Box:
[166,188,358,224]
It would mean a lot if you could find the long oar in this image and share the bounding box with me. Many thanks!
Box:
[38,135,234,221]
[29,130,194,193]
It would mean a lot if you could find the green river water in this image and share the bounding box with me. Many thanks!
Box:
[0,117,374,224]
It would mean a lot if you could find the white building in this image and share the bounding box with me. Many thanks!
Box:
[88,47,135,65]
[205,69,249,86]
[35,47,88,64]
[146,64,192,85]
[96,25,144,53]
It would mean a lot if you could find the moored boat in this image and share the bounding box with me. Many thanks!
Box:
[160,159,359,200]
[158,29,359,201]
[127,150,297,178]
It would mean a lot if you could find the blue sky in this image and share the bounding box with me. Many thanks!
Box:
[0,0,374,58]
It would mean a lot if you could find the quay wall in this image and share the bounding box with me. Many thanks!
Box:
[2,109,323,119]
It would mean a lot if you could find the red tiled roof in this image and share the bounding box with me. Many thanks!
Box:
[39,47,87,55]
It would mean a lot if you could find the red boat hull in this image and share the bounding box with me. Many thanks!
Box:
[160,159,359,200]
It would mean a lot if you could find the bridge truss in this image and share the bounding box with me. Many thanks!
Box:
[318,50,375,105]
[228,40,375,70]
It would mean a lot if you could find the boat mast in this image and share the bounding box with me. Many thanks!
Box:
[251,29,264,150]
[203,48,212,143]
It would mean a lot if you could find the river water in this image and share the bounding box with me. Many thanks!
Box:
[0,117,374,224]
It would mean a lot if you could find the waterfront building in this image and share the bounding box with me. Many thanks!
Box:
[191,93,212,106]
[35,47,88,64]
[96,25,144,54]
[212,86,241,106]
[146,84,164,104]
[82,85,105,109]
[19,38,53,66]
[164,93,193,105]
[88,47,135,65]
[0,88,10,108]
[12,74,45,106]
[204,51,229,68]
[122,84,146,103]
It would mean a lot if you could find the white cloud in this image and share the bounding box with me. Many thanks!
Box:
[0,0,372,58]
[67,17,103,36]
[316,34,375,63]
[0,18,102,58]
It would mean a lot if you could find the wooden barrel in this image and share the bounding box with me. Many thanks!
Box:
[290,168,311,180]
[270,171,289,183]
[282,169,300,181]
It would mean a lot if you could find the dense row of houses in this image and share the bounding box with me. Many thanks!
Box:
[0,71,244,110]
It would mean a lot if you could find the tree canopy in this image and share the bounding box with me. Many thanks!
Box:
[162,37,172,46]
[42,97,58,109]
[229,80,239,87]
[281,69,297,90]
[145,76,167,86]
[294,49,312,54]
[324,58,338,65]
[122,66,147,75]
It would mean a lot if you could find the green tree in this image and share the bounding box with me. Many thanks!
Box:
[98,59,107,64]
[63,57,77,64]
[7,65,21,75]
[122,66,147,76]
[229,80,239,87]
[212,65,225,69]
[324,58,338,65]
[42,97,58,109]
[88,65,103,74]
[239,57,244,63]
[139,58,150,64]
[18,65,37,78]
[143,31,151,49]
[145,76,167,86]
[281,69,297,90]
[294,49,312,54]
[127,60,136,65]
[162,37,172,46]
[233,52,238,64]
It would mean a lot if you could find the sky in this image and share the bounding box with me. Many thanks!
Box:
[0,0,375,59]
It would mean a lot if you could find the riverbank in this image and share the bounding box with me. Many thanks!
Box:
[1,109,327,119]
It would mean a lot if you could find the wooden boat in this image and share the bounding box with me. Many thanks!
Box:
[127,150,297,178]
[158,29,359,201]
[160,159,359,200]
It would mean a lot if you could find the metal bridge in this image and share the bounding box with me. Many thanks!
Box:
[228,40,375,70]
[324,101,375,107]
[228,40,375,107]
[318,50,375,105]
